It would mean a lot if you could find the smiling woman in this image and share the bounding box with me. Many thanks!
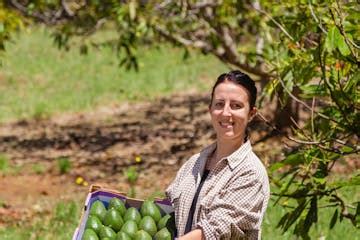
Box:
[166,70,270,240]
[209,74,257,144]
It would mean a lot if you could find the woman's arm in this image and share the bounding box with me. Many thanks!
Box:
[196,170,269,239]
[178,229,204,240]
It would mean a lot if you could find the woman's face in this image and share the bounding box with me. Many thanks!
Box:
[209,81,256,142]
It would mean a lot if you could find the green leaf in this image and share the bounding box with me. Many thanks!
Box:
[325,26,351,56]
[355,202,360,228]
[283,199,308,232]
[338,35,351,56]
[299,84,327,98]
[329,208,338,229]
[283,152,304,166]
[270,162,284,172]
[264,79,280,100]
[289,188,310,198]
[340,145,354,153]
[277,212,290,229]
[304,197,318,232]
[344,71,360,92]
[325,26,341,52]
[331,175,360,187]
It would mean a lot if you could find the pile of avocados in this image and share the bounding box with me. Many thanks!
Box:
[82,197,175,240]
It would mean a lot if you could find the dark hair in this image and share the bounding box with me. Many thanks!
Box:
[210,70,257,109]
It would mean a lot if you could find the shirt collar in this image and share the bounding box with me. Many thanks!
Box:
[197,142,217,175]
[197,140,252,172]
[226,140,252,170]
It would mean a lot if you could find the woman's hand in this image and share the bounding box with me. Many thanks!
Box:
[178,229,204,240]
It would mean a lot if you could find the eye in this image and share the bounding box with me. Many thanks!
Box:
[214,101,224,108]
[231,103,243,109]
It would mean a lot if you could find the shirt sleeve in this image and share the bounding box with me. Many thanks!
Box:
[165,158,192,202]
[196,171,266,240]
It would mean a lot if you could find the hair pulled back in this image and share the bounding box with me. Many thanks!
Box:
[210,70,257,109]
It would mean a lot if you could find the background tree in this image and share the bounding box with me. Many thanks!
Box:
[1,0,359,238]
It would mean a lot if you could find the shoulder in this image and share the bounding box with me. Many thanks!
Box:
[177,142,216,178]
[176,152,200,179]
[232,150,270,195]
[247,151,268,180]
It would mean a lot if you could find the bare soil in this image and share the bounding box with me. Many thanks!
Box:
[0,93,357,226]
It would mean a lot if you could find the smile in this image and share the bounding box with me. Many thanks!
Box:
[219,122,234,128]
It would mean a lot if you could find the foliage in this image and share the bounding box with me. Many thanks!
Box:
[124,165,139,198]
[260,2,360,238]
[0,2,23,52]
[1,0,359,238]
[57,156,71,174]
[0,153,9,172]
[32,163,46,175]
[0,200,79,240]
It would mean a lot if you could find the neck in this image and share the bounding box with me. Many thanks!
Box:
[214,136,246,160]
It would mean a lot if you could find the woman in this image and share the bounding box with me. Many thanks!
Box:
[166,70,270,240]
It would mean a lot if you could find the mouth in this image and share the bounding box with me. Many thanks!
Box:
[219,121,234,128]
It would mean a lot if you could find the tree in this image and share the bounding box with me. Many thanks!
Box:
[2,0,359,238]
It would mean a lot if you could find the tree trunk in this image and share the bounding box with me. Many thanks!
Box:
[274,87,300,130]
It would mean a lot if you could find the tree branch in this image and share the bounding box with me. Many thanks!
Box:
[154,24,272,79]
[9,0,50,23]
[334,0,360,50]
[331,193,357,226]
[329,6,360,66]
[256,112,355,154]
[308,0,327,34]
[8,0,71,24]
[252,4,299,47]
[276,75,343,126]
[61,0,75,17]
[189,1,221,10]
[154,25,210,49]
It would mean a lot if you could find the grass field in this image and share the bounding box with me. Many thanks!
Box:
[0,26,228,123]
[262,188,359,240]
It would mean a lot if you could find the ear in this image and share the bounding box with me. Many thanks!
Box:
[248,107,257,122]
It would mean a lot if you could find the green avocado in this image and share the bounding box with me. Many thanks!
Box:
[154,228,172,240]
[108,197,127,216]
[139,216,157,237]
[99,225,117,240]
[116,231,132,240]
[103,208,124,232]
[140,200,162,223]
[82,228,99,240]
[133,230,152,240]
[157,214,171,230]
[85,215,102,235]
[89,200,107,222]
[123,207,141,224]
[120,220,138,238]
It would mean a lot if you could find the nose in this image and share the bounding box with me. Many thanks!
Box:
[222,104,232,116]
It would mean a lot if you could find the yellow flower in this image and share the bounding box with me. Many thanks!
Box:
[83,181,89,186]
[76,176,84,185]
[135,156,142,163]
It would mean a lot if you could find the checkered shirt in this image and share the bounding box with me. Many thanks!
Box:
[166,140,270,240]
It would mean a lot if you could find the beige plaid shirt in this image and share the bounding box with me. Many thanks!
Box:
[166,140,270,240]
